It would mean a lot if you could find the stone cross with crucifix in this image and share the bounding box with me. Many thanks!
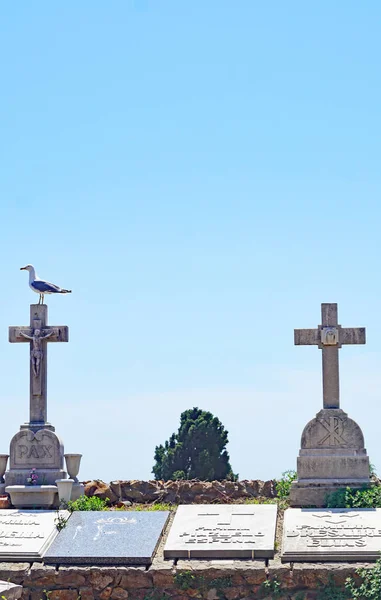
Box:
[9,304,68,427]
[294,303,366,409]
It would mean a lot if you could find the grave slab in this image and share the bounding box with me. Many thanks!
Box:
[44,510,170,565]
[0,509,68,561]
[164,504,277,559]
[282,508,381,561]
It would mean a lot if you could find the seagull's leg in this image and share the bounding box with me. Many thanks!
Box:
[38,294,41,305]
[42,294,44,305]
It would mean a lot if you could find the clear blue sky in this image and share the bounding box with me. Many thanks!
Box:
[1,1,381,483]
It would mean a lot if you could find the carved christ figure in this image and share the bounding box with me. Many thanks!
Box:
[322,327,338,346]
[19,328,55,378]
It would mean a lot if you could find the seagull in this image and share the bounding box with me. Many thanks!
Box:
[20,265,72,304]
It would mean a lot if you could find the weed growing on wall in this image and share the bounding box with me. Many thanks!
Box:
[260,577,283,598]
[315,575,350,599]
[346,558,381,599]
[143,593,170,600]
[54,511,68,531]
[174,571,232,595]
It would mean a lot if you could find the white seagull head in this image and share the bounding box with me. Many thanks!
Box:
[20,265,34,272]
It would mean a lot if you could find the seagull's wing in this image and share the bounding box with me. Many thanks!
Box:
[32,280,62,293]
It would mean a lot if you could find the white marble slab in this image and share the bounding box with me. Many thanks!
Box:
[164,504,277,559]
[282,508,381,561]
[0,509,68,561]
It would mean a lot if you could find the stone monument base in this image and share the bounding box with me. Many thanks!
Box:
[290,408,370,507]
[289,480,370,507]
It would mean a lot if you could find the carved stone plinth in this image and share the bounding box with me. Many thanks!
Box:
[5,429,66,488]
[290,409,370,507]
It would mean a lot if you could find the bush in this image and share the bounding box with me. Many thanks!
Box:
[68,495,109,511]
[346,558,381,599]
[327,485,381,508]
[275,470,297,499]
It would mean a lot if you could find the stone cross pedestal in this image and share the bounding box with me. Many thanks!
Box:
[4,304,83,506]
[290,303,370,507]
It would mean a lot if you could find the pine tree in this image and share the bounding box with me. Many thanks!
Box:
[152,407,237,481]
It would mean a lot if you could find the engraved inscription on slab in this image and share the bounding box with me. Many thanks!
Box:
[164,504,277,559]
[0,509,68,561]
[282,509,381,561]
[44,510,170,565]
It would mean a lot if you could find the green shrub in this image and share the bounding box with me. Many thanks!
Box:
[68,495,109,511]
[275,470,297,499]
[327,485,381,508]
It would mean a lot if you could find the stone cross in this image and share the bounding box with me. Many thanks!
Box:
[294,303,365,409]
[9,305,68,426]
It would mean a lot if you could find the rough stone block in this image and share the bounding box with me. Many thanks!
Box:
[49,590,78,600]
[55,566,87,587]
[88,572,114,590]
[110,587,128,600]
[0,581,23,600]
[29,563,57,587]
[0,563,30,583]
[119,568,153,589]
[79,587,95,600]
[99,586,113,600]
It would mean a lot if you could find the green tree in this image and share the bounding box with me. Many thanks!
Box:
[152,407,237,481]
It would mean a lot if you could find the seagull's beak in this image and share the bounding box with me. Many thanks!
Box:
[20,266,27,270]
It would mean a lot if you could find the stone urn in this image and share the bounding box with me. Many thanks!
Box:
[56,479,74,504]
[0,455,9,495]
[64,454,82,482]
[0,455,9,483]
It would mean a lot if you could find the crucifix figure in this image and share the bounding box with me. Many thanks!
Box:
[9,305,68,425]
[294,303,365,409]
[19,328,55,378]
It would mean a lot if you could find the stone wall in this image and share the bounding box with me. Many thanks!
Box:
[0,481,364,598]
[84,479,277,505]
[0,560,364,600]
